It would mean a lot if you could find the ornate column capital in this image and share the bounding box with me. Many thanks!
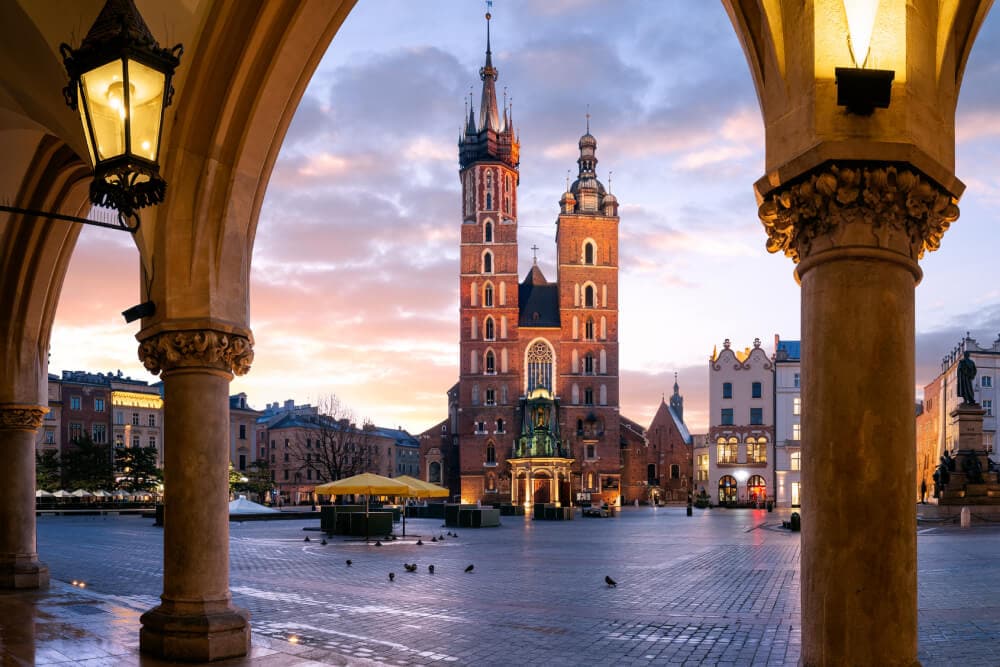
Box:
[138,329,254,376]
[0,404,49,431]
[758,163,960,265]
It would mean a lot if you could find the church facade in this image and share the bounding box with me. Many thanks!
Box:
[443,15,628,508]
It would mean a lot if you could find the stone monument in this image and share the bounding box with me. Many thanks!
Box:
[936,353,1000,505]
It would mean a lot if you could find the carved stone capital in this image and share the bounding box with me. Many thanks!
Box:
[0,404,49,431]
[138,329,254,376]
[758,163,960,264]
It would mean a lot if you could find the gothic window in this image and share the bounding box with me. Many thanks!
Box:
[587,472,595,489]
[584,387,594,405]
[485,317,495,341]
[483,251,493,274]
[485,388,496,405]
[584,241,595,265]
[484,221,493,243]
[429,461,441,483]
[485,170,493,210]
[584,353,594,374]
[484,283,494,306]
[496,418,505,433]
[504,173,512,213]
[576,418,584,434]
[585,318,595,341]
[584,284,596,307]
[487,473,497,491]
[486,442,496,463]
[526,341,554,392]
[485,350,496,374]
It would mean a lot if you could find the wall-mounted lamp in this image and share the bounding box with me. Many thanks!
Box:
[60,0,183,228]
[836,0,893,115]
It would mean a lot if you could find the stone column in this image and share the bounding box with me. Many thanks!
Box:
[760,164,958,666]
[137,328,253,661]
[0,404,49,589]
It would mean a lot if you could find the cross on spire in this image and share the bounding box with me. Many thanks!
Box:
[531,244,539,264]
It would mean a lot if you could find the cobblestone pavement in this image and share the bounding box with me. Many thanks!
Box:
[8,507,997,665]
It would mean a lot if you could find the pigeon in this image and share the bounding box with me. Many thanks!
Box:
[404,563,417,572]
[447,531,453,537]
[431,537,437,542]
[452,533,458,538]
[346,559,352,566]
[416,539,423,546]
[439,534,446,540]
[304,536,311,542]
[321,538,327,546]
[465,564,474,573]
[428,565,435,574]
[375,540,383,547]
[605,575,617,588]
[389,572,395,582]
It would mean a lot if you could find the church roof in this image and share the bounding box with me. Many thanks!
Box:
[668,405,693,445]
[518,265,560,327]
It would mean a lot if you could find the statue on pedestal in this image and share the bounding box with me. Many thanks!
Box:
[957,351,977,405]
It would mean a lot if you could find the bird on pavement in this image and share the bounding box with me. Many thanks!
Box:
[304,536,311,542]
[416,539,423,546]
[605,575,617,588]
[465,564,474,573]
[428,565,435,574]
[404,563,417,572]
[389,572,395,582]
[439,534,445,540]
[346,559,352,566]
[321,539,327,546]
[447,531,453,537]
[431,537,437,542]
[375,540,382,547]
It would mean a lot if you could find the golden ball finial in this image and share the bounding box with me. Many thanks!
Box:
[486,12,491,20]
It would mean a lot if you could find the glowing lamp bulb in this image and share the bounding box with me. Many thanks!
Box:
[843,0,879,67]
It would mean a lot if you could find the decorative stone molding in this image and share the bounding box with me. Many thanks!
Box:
[138,330,253,376]
[758,164,960,263]
[0,404,48,431]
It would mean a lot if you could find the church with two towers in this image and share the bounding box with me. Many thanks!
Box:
[421,13,690,508]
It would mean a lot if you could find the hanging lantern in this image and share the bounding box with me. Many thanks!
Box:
[60,0,182,223]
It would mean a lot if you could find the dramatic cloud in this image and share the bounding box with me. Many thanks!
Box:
[47,1,1000,437]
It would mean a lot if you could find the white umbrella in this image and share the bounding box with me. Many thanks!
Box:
[51,490,72,498]
[92,489,110,497]
[35,489,54,498]
[71,489,93,498]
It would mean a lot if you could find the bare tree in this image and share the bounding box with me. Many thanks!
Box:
[291,395,380,483]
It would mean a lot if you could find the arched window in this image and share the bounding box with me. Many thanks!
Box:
[504,174,512,213]
[496,418,505,433]
[587,472,595,490]
[584,353,594,374]
[584,284,596,307]
[747,475,767,503]
[585,318,595,341]
[429,461,441,483]
[483,251,493,274]
[487,473,497,491]
[485,170,493,210]
[584,241,595,265]
[599,384,607,405]
[484,283,494,307]
[749,437,767,464]
[526,340,554,392]
[584,387,594,405]
[717,437,737,464]
[485,317,495,341]
[499,281,506,305]
[484,221,493,243]
[718,475,738,505]
[599,349,607,373]
[576,418,584,434]
[486,441,496,463]
[470,281,478,306]
[671,464,680,479]
[485,350,496,374]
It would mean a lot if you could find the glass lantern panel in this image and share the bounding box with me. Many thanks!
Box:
[75,84,96,166]
[126,60,165,162]
[80,60,127,161]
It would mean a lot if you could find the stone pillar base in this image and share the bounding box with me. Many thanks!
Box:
[0,557,49,589]
[140,600,250,662]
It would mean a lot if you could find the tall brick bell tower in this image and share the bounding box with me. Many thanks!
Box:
[456,10,520,502]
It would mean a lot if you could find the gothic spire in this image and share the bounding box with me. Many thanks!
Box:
[479,11,501,132]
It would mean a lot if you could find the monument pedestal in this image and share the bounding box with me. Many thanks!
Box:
[937,404,1000,505]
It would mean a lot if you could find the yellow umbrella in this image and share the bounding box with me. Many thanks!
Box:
[314,472,411,497]
[395,475,449,498]
[393,475,449,536]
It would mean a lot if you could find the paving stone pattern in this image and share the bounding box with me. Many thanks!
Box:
[23,507,1000,665]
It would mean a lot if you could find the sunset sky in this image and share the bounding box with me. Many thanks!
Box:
[50,1,1000,435]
